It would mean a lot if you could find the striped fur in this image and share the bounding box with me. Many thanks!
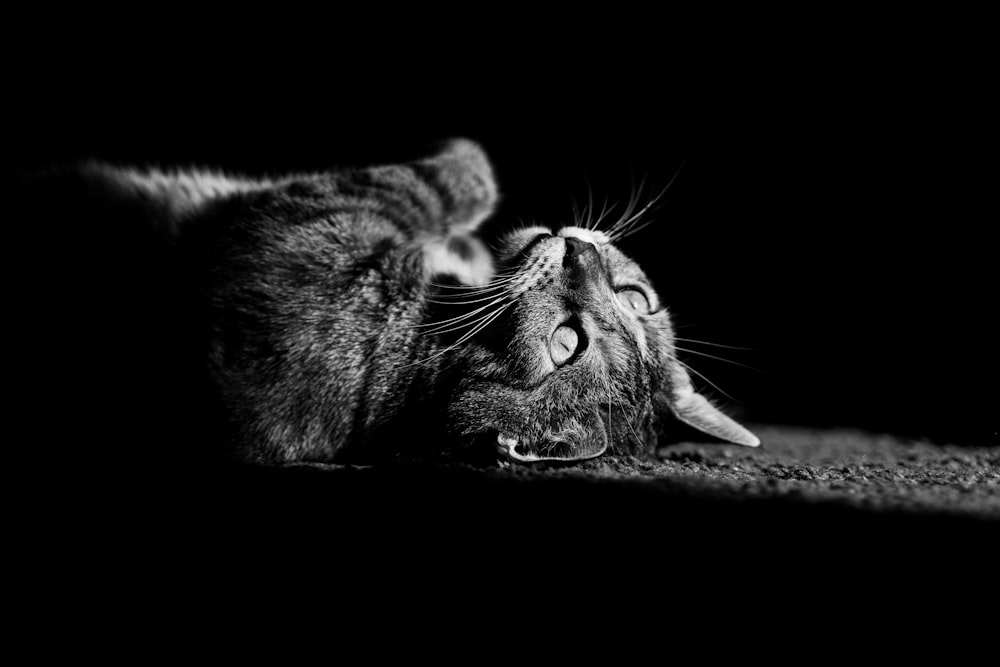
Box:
[40,138,755,465]
[172,139,502,461]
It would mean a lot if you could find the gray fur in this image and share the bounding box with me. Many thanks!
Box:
[61,138,757,464]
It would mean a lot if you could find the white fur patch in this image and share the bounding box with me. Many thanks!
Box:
[558,226,611,246]
[422,235,495,286]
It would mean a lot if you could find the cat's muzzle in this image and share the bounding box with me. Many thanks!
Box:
[562,237,602,289]
[495,421,608,464]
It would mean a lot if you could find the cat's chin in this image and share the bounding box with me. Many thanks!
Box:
[494,417,609,464]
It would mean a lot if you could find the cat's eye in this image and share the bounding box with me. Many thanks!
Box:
[550,324,580,366]
[616,287,650,314]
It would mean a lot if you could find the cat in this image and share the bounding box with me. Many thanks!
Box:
[29,138,759,468]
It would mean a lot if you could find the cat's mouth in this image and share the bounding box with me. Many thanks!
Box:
[493,409,609,464]
[495,433,608,463]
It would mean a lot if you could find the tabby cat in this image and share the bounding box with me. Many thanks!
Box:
[43,139,759,466]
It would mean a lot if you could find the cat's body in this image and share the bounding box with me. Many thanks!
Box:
[30,139,757,468]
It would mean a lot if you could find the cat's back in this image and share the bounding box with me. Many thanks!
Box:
[22,140,502,468]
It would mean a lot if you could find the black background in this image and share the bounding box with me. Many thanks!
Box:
[10,21,996,448]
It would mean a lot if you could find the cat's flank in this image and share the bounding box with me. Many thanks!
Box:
[39,139,758,465]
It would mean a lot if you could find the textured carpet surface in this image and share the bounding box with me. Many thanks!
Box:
[80,424,995,584]
[630,425,997,518]
[274,424,999,520]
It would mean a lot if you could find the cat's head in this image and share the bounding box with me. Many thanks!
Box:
[441,222,760,463]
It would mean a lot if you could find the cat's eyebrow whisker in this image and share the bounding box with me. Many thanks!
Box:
[615,181,646,227]
[588,195,616,232]
[607,161,684,241]
[610,214,657,242]
[605,175,645,237]
[607,185,669,241]
[674,346,762,373]
[571,195,584,228]
[608,208,657,242]
[615,198,663,234]
[584,175,596,230]
[611,187,671,239]
[674,358,740,404]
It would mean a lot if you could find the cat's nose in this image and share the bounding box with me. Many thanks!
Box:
[562,237,602,289]
[562,237,599,267]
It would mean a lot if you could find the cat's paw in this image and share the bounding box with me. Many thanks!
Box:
[412,138,498,234]
[423,233,495,286]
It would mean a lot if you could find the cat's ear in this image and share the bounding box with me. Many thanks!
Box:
[665,363,760,447]
[412,138,499,234]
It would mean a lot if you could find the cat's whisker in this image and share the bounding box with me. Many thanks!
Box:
[427,278,517,292]
[424,290,515,305]
[572,182,600,231]
[623,406,645,450]
[584,176,596,230]
[427,286,510,298]
[593,196,616,231]
[444,301,513,346]
[571,195,584,228]
[427,275,519,292]
[420,300,512,337]
[606,162,684,242]
[612,204,666,241]
[417,305,511,336]
[611,190,649,233]
[611,216,656,242]
[407,294,511,330]
[430,268,521,284]
[428,273,518,286]
[602,369,613,448]
[605,175,645,237]
[674,358,739,404]
[428,276,517,299]
[674,346,762,373]
[399,301,514,369]
[607,187,668,241]
[587,191,617,232]
[673,337,756,351]
[426,291,510,304]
